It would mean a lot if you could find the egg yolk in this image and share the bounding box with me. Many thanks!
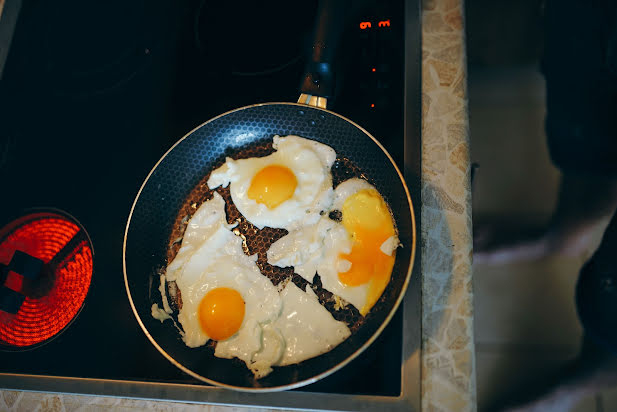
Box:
[247,165,297,209]
[198,287,245,341]
[338,189,396,315]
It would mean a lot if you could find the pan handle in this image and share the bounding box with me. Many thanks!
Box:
[298,0,347,109]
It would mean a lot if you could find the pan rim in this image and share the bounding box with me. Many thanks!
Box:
[122,101,417,392]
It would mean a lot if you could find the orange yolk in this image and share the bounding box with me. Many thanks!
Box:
[198,287,245,341]
[247,165,297,209]
[338,189,396,315]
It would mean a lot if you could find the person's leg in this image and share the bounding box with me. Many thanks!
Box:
[494,214,617,412]
[496,338,617,412]
[474,175,617,265]
[474,0,617,266]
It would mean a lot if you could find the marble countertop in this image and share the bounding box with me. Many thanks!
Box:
[420,1,475,411]
[0,0,475,410]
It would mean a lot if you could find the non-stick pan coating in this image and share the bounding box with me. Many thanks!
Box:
[124,102,415,391]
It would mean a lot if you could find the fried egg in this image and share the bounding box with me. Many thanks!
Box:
[164,192,282,376]
[267,178,399,315]
[320,178,400,315]
[207,135,336,230]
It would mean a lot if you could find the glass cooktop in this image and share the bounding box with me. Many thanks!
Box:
[0,0,421,409]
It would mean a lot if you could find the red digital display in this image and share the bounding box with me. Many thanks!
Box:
[359,19,391,30]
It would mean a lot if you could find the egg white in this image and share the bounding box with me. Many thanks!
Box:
[251,281,351,377]
[207,135,336,230]
[266,215,339,283]
[272,281,351,366]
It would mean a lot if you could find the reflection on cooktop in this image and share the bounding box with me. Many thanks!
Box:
[43,0,152,96]
[194,0,318,76]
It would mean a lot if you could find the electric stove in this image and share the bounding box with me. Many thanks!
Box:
[0,0,422,410]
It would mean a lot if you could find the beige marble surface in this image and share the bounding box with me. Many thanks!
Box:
[0,0,475,410]
[421,0,475,411]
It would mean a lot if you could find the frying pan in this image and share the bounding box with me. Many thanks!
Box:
[123,0,416,391]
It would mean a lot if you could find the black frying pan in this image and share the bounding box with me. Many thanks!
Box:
[123,0,415,391]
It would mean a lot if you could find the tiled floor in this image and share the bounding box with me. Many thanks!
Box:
[469,65,617,412]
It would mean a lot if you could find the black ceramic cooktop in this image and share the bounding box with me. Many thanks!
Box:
[0,0,406,396]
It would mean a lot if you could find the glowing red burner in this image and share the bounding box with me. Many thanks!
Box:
[0,212,93,348]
